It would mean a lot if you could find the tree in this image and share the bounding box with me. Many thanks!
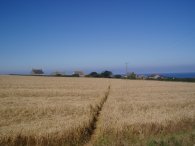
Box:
[127,72,136,79]
[114,74,122,78]
[88,72,99,77]
[100,71,112,78]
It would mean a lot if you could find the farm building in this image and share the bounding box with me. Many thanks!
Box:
[149,74,162,79]
[31,69,44,75]
[137,75,147,79]
[73,71,85,77]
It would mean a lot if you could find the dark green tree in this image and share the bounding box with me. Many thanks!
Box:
[89,72,99,77]
[100,71,112,78]
[128,72,136,79]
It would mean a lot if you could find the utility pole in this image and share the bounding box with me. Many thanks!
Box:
[125,62,128,77]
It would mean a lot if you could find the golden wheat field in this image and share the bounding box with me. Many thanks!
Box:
[91,80,195,146]
[0,76,195,146]
[0,76,110,146]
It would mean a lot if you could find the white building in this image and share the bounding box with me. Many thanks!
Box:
[73,71,85,77]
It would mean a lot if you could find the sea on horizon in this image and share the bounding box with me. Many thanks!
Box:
[144,72,195,79]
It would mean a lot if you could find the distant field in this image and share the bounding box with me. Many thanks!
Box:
[0,76,195,146]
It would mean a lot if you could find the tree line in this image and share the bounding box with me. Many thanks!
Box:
[52,70,137,79]
[86,71,136,79]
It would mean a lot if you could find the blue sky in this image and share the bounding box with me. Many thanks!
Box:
[0,0,195,74]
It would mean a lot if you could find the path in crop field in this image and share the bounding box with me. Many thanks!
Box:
[84,85,111,146]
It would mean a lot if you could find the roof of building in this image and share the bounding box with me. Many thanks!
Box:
[31,69,44,74]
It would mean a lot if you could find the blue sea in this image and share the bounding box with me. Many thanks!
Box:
[145,72,195,78]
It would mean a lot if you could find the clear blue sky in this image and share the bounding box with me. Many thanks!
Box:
[0,0,195,74]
